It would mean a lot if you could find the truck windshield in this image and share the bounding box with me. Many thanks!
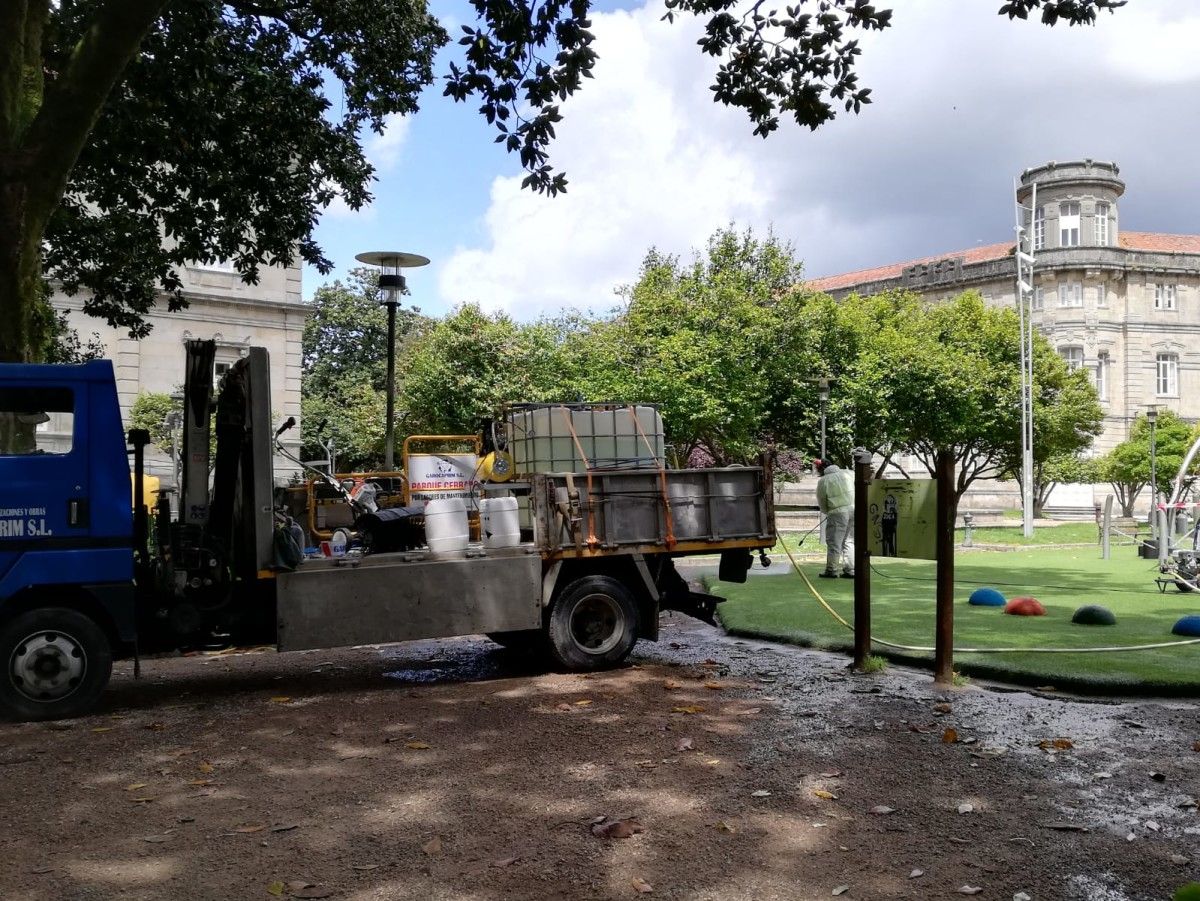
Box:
[0,387,75,456]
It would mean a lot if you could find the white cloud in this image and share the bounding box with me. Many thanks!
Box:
[365,113,412,172]
[438,0,1200,316]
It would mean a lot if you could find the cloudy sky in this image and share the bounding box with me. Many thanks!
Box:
[305,0,1200,318]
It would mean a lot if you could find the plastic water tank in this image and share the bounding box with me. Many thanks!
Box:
[424,497,469,557]
[480,496,521,548]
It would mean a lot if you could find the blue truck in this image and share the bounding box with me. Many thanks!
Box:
[0,341,776,721]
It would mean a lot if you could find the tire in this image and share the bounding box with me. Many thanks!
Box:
[486,629,546,653]
[546,575,639,671]
[0,608,113,722]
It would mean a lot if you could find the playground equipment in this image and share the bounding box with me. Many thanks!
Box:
[1155,433,1200,592]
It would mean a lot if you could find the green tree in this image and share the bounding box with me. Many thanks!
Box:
[398,304,571,435]
[300,267,425,472]
[569,228,810,464]
[2,0,1123,362]
[129,391,179,457]
[840,293,1101,520]
[1096,411,1198,517]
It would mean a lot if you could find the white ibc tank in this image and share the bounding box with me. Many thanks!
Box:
[480,496,521,548]
[424,497,469,557]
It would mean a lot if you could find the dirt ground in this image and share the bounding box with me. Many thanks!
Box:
[1,615,1197,901]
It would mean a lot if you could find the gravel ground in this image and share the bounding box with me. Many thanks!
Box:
[1,615,1197,901]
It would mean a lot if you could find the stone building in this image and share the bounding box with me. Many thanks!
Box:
[56,261,306,483]
[808,159,1200,455]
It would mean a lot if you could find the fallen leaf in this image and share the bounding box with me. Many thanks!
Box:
[128,797,155,804]
[91,727,112,734]
[1193,741,1200,752]
[491,856,520,868]
[554,703,573,712]
[349,864,380,871]
[832,886,849,896]
[672,705,704,715]
[405,741,431,750]
[703,681,723,690]
[957,803,974,815]
[663,680,682,690]
[821,770,843,778]
[933,702,952,713]
[270,824,299,833]
[736,707,762,716]
[814,790,838,800]
[715,821,736,833]
[269,697,291,704]
[704,758,721,765]
[942,728,959,744]
[141,834,173,843]
[1036,738,1073,751]
[591,817,644,839]
[125,783,149,791]
[751,790,771,798]
[958,887,982,896]
[1170,854,1191,865]
[30,866,55,874]
[1093,772,1113,780]
[869,805,895,815]
[189,779,215,786]
[574,699,593,707]
[674,737,694,752]
[198,761,214,774]
[266,881,285,897]
[235,824,266,834]
[145,722,166,731]
[422,836,442,855]
[632,877,654,894]
[909,869,924,879]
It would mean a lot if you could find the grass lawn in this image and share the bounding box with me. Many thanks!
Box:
[776,521,1108,553]
[718,546,1200,693]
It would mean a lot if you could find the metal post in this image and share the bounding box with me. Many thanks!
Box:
[934,449,955,686]
[1149,416,1157,545]
[820,403,827,461]
[1014,178,1037,538]
[384,300,397,471]
[853,449,872,671]
[962,512,974,548]
[1102,494,1113,560]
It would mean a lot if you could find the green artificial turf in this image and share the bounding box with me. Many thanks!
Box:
[718,547,1200,693]
[777,521,1109,553]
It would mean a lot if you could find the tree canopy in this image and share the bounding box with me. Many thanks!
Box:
[1,0,1125,361]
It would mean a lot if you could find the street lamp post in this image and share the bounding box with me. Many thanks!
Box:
[354,251,431,471]
[1147,404,1159,546]
[817,377,831,461]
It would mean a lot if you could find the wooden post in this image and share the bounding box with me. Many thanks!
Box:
[934,449,955,686]
[853,449,872,671]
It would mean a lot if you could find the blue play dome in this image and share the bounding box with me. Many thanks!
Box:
[1171,614,1200,637]
[968,587,1006,607]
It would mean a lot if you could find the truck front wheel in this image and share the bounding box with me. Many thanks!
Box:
[0,608,113,722]
[547,576,639,671]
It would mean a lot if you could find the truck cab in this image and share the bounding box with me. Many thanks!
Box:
[0,361,136,719]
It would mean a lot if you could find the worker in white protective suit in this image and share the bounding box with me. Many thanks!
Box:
[815,459,854,579]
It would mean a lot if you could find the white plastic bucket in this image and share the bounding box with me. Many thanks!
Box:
[480,496,521,548]
[424,497,469,556]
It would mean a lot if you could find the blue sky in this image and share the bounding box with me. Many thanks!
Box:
[304,0,1200,320]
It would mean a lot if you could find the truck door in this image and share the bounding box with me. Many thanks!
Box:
[0,384,88,582]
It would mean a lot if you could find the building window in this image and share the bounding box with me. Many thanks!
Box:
[1033,206,1045,251]
[1032,286,1045,311]
[1154,283,1177,310]
[1094,351,1109,400]
[1095,202,1110,246]
[1156,352,1179,397]
[1060,346,1084,372]
[1096,283,1108,308]
[1059,202,1081,247]
[1058,282,1083,308]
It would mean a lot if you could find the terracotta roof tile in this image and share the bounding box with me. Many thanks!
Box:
[806,231,1200,294]
[1119,231,1200,254]
[806,242,1013,293]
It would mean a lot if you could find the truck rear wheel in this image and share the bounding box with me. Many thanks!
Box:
[0,608,113,722]
[547,575,639,671]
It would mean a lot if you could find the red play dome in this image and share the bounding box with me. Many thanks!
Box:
[1005,596,1046,616]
